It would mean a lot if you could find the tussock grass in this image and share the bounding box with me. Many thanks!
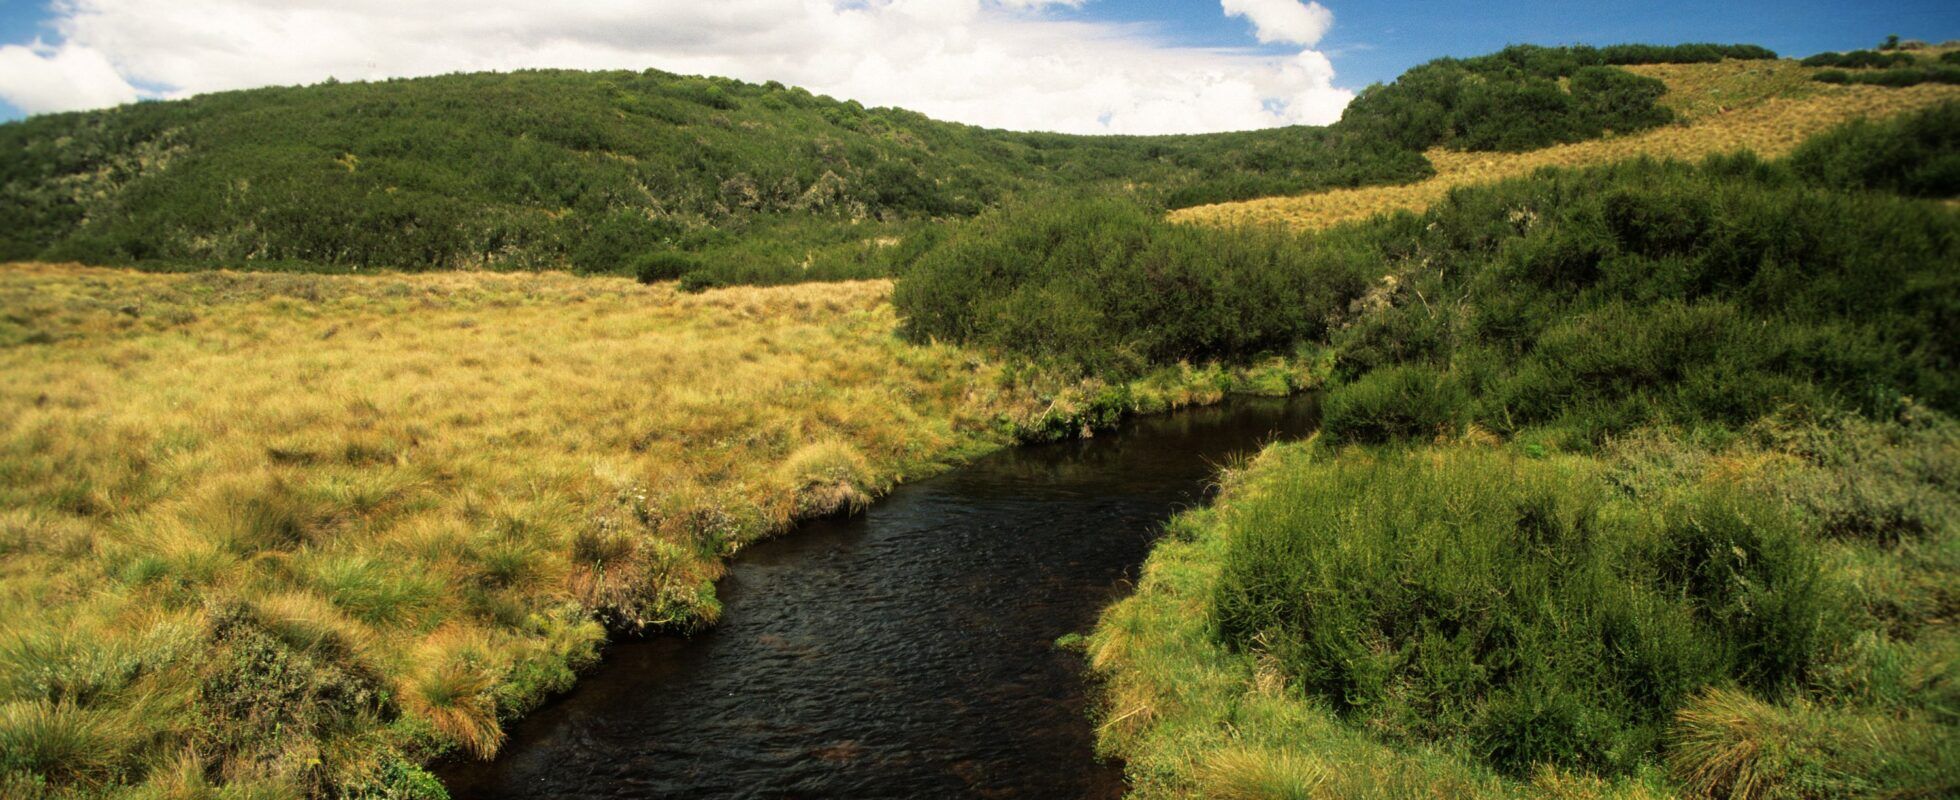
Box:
[1174,59,1960,230]
[1092,428,1959,799]
[0,265,1306,796]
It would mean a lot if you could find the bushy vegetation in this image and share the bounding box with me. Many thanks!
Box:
[893,196,1366,374]
[903,103,1960,446]
[1082,103,1958,797]
[0,67,1434,281]
[1094,415,1959,798]
[1814,65,1960,87]
[1789,100,1960,196]
[1800,50,1918,69]
[1211,448,1842,778]
[0,43,1772,283]
[1334,43,1767,153]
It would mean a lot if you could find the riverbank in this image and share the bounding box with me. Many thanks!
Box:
[1089,415,1958,799]
[0,264,1317,797]
[1081,101,1960,798]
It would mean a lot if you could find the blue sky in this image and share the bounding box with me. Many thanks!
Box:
[1061,0,1960,85]
[2,1,1957,129]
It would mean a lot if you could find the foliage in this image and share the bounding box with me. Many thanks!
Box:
[893,195,1370,374]
[1813,65,1960,86]
[904,108,1960,444]
[1319,364,1468,443]
[1788,100,1960,197]
[1334,44,1755,153]
[1800,50,1917,69]
[0,67,1431,280]
[1210,447,1842,778]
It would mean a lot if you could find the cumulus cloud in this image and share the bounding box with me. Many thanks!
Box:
[0,41,139,114]
[1221,0,1333,46]
[3,0,1354,133]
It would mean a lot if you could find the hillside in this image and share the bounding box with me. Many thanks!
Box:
[1176,54,1960,229]
[7,39,1958,800]
[0,44,1775,285]
[0,68,1421,277]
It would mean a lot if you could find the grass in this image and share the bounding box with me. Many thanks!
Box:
[1090,420,1959,799]
[1172,59,1960,230]
[1086,84,1959,798]
[0,263,1317,797]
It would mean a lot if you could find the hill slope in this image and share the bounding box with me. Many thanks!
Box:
[1175,57,1960,229]
[0,44,1770,281]
[0,68,1421,275]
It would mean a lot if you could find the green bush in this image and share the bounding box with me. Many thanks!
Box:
[632,252,696,284]
[1801,50,1917,69]
[1339,46,1694,153]
[1210,448,1841,778]
[1321,365,1468,443]
[1330,151,1960,439]
[1812,65,1960,87]
[893,195,1368,374]
[1789,101,1960,197]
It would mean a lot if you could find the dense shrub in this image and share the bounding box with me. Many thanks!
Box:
[1211,449,1841,777]
[1320,364,1468,443]
[1328,151,1960,440]
[632,252,696,284]
[1338,47,1675,153]
[893,196,1372,374]
[1814,65,1960,86]
[1801,50,1917,69]
[1789,101,1960,197]
[900,111,1959,424]
[0,65,1436,279]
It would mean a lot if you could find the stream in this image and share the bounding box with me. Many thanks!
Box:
[437,396,1318,799]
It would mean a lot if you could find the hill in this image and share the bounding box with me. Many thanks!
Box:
[0,68,1418,277]
[0,44,1774,285]
[1176,53,1960,229]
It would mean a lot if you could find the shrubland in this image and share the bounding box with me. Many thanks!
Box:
[0,45,1762,286]
[1074,102,1960,798]
[1177,57,1960,230]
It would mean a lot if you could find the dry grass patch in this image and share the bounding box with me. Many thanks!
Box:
[0,264,1294,796]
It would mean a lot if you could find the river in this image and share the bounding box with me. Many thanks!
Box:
[438,396,1317,799]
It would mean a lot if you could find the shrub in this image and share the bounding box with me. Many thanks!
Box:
[1801,50,1916,69]
[1320,364,1468,443]
[1210,448,1842,778]
[894,195,1366,375]
[1338,47,1694,153]
[1811,65,1960,87]
[632,252,696,284]
[1789,101,1960,197]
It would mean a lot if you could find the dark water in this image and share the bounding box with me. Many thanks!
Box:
[438,396,1317,799]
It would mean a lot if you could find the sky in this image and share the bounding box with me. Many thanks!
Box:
[0,0,1955,134]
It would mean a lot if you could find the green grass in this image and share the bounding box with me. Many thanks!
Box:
[1093,415,1959,798]
[1084,103,1960,798]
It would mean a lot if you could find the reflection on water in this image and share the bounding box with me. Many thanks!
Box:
[438,396,1317,799]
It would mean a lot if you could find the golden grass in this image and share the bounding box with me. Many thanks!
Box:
[1172,60,1960,231]
[0,264,1309,795]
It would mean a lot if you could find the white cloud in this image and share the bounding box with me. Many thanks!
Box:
[0,40,139,114]
[3,0,1354,133]
[1221,0,1333,46]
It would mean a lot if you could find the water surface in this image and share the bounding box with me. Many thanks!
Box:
[439,396,1317,799]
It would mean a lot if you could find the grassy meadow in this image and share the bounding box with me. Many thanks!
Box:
[1172,57,1960,230]
[4,39,1958,800]
[0,263,1314,796]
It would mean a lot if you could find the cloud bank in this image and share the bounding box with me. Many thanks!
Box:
[0,0,1354,134]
